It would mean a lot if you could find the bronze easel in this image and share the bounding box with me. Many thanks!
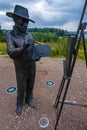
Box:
[54,0,87,129]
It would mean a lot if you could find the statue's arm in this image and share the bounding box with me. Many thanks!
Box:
[6,33,24,59]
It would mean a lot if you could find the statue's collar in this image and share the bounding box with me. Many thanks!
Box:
[11,26,27,38]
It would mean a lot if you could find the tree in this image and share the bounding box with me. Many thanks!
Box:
[0,29,6,42]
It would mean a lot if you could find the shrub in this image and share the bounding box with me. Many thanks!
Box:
[0,42,7,54]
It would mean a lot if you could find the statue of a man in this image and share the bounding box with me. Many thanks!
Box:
[6,5,36,116]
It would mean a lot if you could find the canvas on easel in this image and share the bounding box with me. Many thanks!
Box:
[63,35,76,78]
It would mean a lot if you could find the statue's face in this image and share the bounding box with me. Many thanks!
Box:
[13,15,29,33]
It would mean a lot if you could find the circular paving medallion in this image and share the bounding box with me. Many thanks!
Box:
[39,117,49,128]
[45,80,55,87]
[6,86,17,94]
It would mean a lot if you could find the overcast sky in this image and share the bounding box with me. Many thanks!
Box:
[0,0,87,31]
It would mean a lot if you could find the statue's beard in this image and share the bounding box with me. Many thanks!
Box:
[16,24,27,33]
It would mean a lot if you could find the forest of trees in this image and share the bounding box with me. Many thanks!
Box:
[28,28,69,43]
[0,28,69,43]
[0,28,86,59]
[0,28,69,57]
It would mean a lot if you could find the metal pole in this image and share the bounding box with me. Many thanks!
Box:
[54,76,65,108]
[54,79,71,130]
[59,101,87,107]
[76,0,87,39]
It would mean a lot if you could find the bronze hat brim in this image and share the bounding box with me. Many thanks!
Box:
[6,12,35,23]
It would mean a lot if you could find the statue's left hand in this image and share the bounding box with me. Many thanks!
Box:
[25,39,35,45]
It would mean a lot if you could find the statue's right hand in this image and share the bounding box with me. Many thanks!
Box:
[23,43,30,50]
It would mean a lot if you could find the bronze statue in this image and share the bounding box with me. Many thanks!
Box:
[6,5,36,116]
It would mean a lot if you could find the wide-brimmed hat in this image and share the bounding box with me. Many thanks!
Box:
[6,5,35,23]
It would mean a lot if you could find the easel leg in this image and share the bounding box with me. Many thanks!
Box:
[54,76,65,109]
[54,79,71,130]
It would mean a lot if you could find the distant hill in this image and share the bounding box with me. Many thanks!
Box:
[27,28,69,43]
[69,31,87,39]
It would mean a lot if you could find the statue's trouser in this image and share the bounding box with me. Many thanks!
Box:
[15,61,36,105]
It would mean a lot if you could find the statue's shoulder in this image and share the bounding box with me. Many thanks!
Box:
[26,32,33,39]
[6,30,12,38]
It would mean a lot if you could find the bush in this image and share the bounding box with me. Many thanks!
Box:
[0,30,6,42]
[0,42,7,54]
[0,38,87,60]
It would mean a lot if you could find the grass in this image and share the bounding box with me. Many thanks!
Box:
[0,39,87,60]
[0,42,7,54]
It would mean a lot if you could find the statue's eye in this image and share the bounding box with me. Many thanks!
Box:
[18,18,23,24]
[23,19,29,24]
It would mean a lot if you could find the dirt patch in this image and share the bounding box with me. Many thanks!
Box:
[0,55,87,130]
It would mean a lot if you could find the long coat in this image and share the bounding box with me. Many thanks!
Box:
[6,30,36,104]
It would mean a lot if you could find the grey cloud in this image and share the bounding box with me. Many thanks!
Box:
[0,1,13,11]
[0,0,87,31]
